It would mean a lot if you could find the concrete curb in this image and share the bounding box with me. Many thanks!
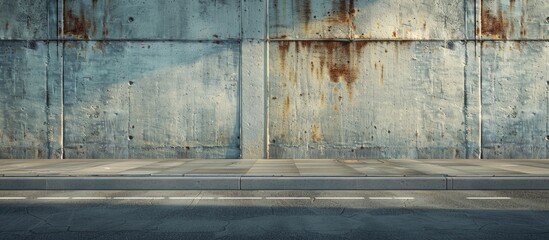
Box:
[0,177,241,190]
[1,176,549,190]
[240,176,447,190]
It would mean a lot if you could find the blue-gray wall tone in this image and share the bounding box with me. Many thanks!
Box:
[0,0,548,159]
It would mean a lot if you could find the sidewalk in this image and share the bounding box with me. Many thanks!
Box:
[1,159,549,190]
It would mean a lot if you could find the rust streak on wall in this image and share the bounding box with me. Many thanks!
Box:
[283,96,290,121]
[480,1,509,39]
[278,41,291,72]
[63,2,91,39]
[311,123,322,143]
[298,0,312,32]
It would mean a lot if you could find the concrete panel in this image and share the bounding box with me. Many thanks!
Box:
[479,0,549,40]
[62,0,241,40]
[63,41,240,159]
[481,41,549,158]
[242,0,267,39]
[352,0,466,40]
[0,41,62,158]
[0,0,57,40]
[241,40,267,158]
[269,0,466,40]
[269,41,471,159]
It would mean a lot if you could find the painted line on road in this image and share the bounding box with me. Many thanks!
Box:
[369,197,415,200]
[36,197,70,200]
[265,197,311,200]
[1,196,423,201]
[315,197,365,200]
[72,197,109,200]
[168,197,216,200]
[0,197,27,200]
[218,197,263,200]
[466,197,511,200]
[112,197,165,200]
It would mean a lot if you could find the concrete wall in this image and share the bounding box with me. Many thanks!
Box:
[0,0,547,159]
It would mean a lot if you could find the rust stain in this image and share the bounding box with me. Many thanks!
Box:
[298,0,312,32]
[307,41,367,98]
[283,96,290,121]
[320,93,325,105]
[102,0,109,37]
[278,41,291,72]
[311,123,322,143]
[519,0,527,37]
[480,1,509,39]
[63,2,91,39]
[295,0,354,35]
[380,63,384,85]
[392,31,397,38]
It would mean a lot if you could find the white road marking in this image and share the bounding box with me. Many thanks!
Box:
[393,197,415,200]
[217,197,263,200]
[112,197,165,200]
[72,197,109,200]
[369,197,414,200]
[168,197,215,200]
[315,197,365,200]
[0,197,27,200]
[265,197,311,200]
[36,197,70,200]
[466,197,511,200]
[369,197,393,200]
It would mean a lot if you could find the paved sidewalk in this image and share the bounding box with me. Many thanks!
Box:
[1,159,549,190]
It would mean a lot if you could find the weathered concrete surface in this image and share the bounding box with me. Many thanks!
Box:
[0,0,548,159]
[479,0,549,40]
[269,41,477,159]
[62,0,241,40]
[481,41,549,158]
[0,0,57,40]
[269,0,466,40]
[0,41,62,158]
[63,41,240,158]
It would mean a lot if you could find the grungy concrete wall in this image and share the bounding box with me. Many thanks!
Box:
[0,0,547,159]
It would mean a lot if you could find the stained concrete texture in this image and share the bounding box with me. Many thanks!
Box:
[0,0,548,159]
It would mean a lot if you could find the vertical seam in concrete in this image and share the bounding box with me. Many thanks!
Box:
[127,67,131,159]
[45,42,50,158]
[239,0,244,158]
[60,0,65,159]
[463,0,470,158]
[477,0,483,159]
[463,41,470,159]
[265,0,270,159]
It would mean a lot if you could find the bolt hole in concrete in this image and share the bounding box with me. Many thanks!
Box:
[128,81,134,85]
[546,16,549,23]
[128,136,134,140]
[128,17,134,22]
[545,135,549,141]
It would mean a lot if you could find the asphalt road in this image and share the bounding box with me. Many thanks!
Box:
[0,190,548,240]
